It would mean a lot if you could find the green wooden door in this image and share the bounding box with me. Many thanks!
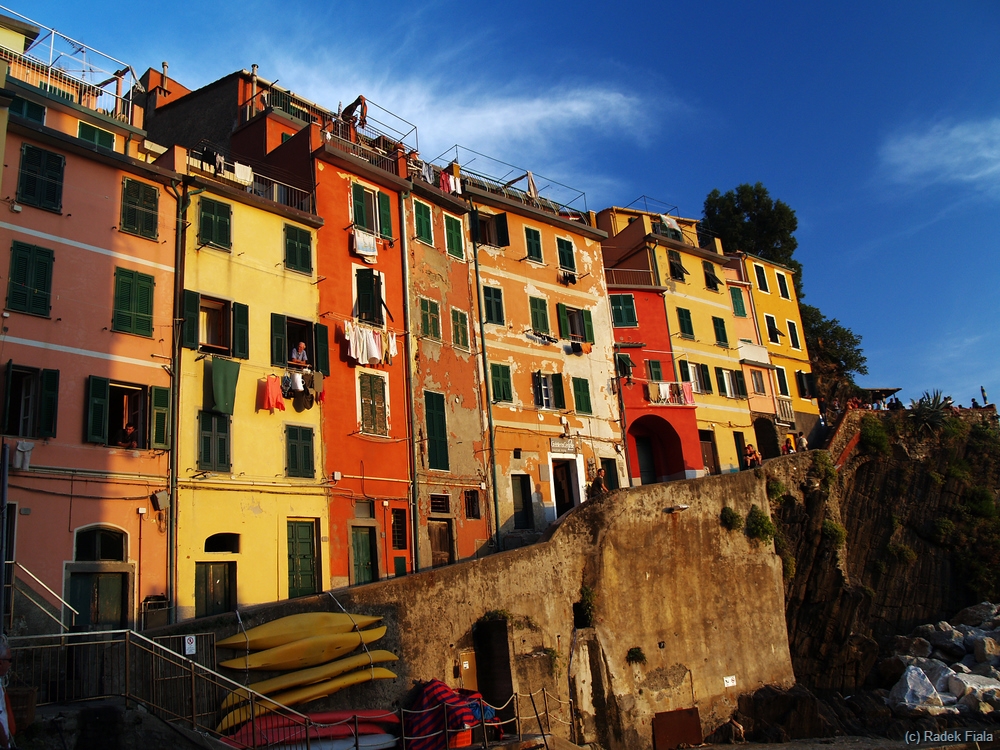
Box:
[287,521,318,598]
[195,562,233,618]
[69,572,126,630]
[351,527,376,584]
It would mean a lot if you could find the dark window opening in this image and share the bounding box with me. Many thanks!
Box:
[668,250,688,281]
[2,364,58,439]
[464,490,481,520]
[76,527,126,561]
[391,509,407,549]
[205,533,240,553]
[430,494,450,514]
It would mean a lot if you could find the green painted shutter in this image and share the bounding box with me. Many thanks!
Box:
[121,179,141,235]
[678,308,693,337]
[648,360,663,381]
[182,290,200,349]
[134,272,154,337]
[529,297,547,333]
[314,323,330,375]
[556,303,569,339]
[216,414,230,471]
[6,242,32,312]
[445,216,463,258]
[699,364,713,394]
[490,364,511,403]
[730,287,747,317]
[112,268,135,333]
[378,191,392,238]
[679,361,690,381]
[232,302,249,359]
[610,296,623,326]
[299,229,313,272]
[285,226,312,273]
[415,202,431,242]
[360,375,374,433]
[216,202,231,248]
[140,182,159,239]
[29,245,53,317]
[356,268,374,322]
[86,375,110,443]
[302,428,314,476]
[198,411,214,469]
[713,317,728,345]
[525,228,542,261]
[734,371,747,398]
[715,367,728,396]
[199,199,215,245]
[352,183,367,230]
[551,373,565,409]
[572,378,592,414]
[150,386,170,449]
[425,391,449,471]
[286,425,299,475]
[494,213,510,247]
[18,145,64,211]
[39,369,59,438]
[270,313,286,366]
[470,209,481,244]
[582,310,595,343]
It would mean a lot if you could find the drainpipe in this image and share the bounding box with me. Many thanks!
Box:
[468,201,502,551]
[398,190,420,573]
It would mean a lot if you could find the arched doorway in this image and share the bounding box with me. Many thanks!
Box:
[67,526,131,630]
[628,415,686,484]
[753,416,781,459]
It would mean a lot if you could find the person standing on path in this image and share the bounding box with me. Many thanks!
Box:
[796,432,809,452]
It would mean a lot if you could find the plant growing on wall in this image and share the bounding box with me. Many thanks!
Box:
[859,415,890,455]
[574,585,596,628]
[746,504,776,544]
[766,478,787,501]
[626,647,646,665]
[720,506,743,531]
[822,519,847,547]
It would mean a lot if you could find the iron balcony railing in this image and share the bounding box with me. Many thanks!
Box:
[188,143,315,214]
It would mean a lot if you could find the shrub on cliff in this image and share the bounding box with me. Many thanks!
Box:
[721,506,744,531]
[859,415,890,455]
[887,542,917,565]
[908,390,948,433]
[963,486,998,519]
[746,504,776,544]
[822,519,848,547]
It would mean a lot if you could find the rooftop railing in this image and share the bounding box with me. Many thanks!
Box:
[605,268,655,287]
[189,141,315,214]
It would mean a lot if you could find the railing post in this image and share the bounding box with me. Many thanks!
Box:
[542,688,551,733]
[442,702,449,748]
[189,659,197,729]
[399,707,407,750]
[515,693,521,739]
[124,631,131,709]
[354,713,360,749]
[478,697,488,749]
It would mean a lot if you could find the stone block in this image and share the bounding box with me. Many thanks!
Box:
[889,666,942,708]
[975,636,1000,663]
[947,672,1000,699]
[891,636,932,658]
[950,602,999,628]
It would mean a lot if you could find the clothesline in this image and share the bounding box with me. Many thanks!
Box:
[320,309,408,337]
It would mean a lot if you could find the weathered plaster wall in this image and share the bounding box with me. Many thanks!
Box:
[191,465,795,750]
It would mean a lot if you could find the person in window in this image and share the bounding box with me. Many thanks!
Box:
[290,342,308,366]
[116,423,138,449]
[588,468,607,499]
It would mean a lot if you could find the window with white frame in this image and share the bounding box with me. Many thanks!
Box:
[764,314,783,344]
[533,371,565,410]
[754,264,769,293]
[776,272,791,299]
[414,200,433,244]
[751,369,766,394]
[775,367,790,397]
[787,320,801,349]
[358,370,389,436]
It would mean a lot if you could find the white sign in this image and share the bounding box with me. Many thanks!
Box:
[724,675,737,688]
[184,635,197,656]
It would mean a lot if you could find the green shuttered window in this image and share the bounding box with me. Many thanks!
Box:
[445,215,463,259]
[490,364,512,403]
[198,411,230,471]
[730,287,747,317]
[610,294,637,327]
[525,227,543,262]
[112,267,154,337]
[555,304,594,343]
[286,425,315,477]
[356,269,384,325]
[314,323,330,376]
[352,183,392,238]
[359,373,388,436]
[121,178,159,240]
[199,198,232,249]
[78,122,114,149]
[415,201,432,243]
[452,309,469,349]
[677,308,694,338]
[647,360,662,381]
[557,238,575,271]
[425,391,449,471]
[151,386,170,449]
[232,302,250,359]
[7,241,53,316]
[11,96,45,124]
[483,287,504,325]
[17,144,64,212]
[420,298,441,339]
[284,225,312,273]
[85,376,110,443]
[572,377,592,414]
[529,297,549,334]
[712,316,729,346]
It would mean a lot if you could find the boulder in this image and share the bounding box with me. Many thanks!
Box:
[947,672,1000,699]
[916,659,955,692]
[889,666,943,708]
[912,623,937,639]
[958,693,993,714]
[975,636,1000,663]
[985,692,1000,711]
[735,684,840,741]
[890,636,932,658]
[875,655,916,687]
[951,662,972,674]
[951,602,999,628]
[970,663,1000,679]
[926,627,967,658]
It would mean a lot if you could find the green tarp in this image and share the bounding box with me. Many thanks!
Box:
[211,357,240,415]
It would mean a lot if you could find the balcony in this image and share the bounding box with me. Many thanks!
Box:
[738,341,772,366]
[605,268,655,287]
[0,10,139,126]
[646,381,695,406]
[776,397,796,425]
[189,141,315,214]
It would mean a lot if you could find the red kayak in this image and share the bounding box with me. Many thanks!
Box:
[223,711,400,747]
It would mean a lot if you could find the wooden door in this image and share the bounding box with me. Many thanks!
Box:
[351,526,377,584]
[69,572,127,629]
[636,437,656,485]
[287,520,318,598]
[512,474,533,529]
[194,562,233,618]
[699,430,719,475]
[428,520,453,568]
[553,461,575,517]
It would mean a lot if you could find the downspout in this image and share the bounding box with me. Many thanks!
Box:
[468,200,502,551]
[398,190,420,572]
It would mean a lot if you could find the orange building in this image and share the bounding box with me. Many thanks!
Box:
[0,13,176,631]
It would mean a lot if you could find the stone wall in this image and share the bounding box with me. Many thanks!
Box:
[176,464,797,750]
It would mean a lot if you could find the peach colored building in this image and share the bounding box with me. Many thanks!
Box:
[0,12,175,632]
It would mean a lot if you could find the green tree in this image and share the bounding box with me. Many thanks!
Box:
[702,182,803,294]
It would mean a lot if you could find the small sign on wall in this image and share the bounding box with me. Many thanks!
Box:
[184,635,197,656]
[724,675,737,688]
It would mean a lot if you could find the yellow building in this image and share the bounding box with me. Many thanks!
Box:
[597,208,753,474]
[736,252,820,446]
[157,144,329,621]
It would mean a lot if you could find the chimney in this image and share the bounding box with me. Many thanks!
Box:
[161,61,168,92]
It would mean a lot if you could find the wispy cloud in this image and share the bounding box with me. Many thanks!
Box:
[880,118,1000,195]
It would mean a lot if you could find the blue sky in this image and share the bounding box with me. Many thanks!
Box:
[18,1,1000,405]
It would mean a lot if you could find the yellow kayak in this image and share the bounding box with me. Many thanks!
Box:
[216,667,397,733]
[219,650,399,711]
[216,613,382,651]
[218,627,387,671]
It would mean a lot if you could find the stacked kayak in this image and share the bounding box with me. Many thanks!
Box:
[216,613,398,736]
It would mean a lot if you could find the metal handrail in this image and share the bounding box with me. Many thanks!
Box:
[4,560,78,631]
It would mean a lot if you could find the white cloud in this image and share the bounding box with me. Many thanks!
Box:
[880,118,1000,195]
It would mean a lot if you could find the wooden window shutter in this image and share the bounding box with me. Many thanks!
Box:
[715,367,728,397]
[713,317,728,345]
[425,391,449,471]
[215,414,230,471]
[372,375,387,435]
[6,242,33,313]
[286,425,299,475]
[302,428,314,476]
[556,303,569,339]
[415,202,431,242]
[112,268,135,333]
[216,202,232,248]
[445,216,463,257]
[86,375,110,443]
[679,360,690,381]
[134,272,154,337]
[378,191,392,238]
[699,364,713,394]
[140,182,159,239]
[734,370,748,398]
[356,268,374,321]
[648,360,662,381]
[199,199,215,245]
[352,183,368,229]
[313,323,330,375]
[121,178,141,234]
[493,213,510,247]
[39,369,59,438]
[360,374,374,433]
[182,290,200,349]
[582,310,595,343]
[28,244,53,316]
[525,228,542,261]
[270,313,287,366]
[151,386,170,449]
[572,378,592,414]
[232,302,250,359]
[551,373,565,409]
[730,287,746,317]
[198,411,214,469]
